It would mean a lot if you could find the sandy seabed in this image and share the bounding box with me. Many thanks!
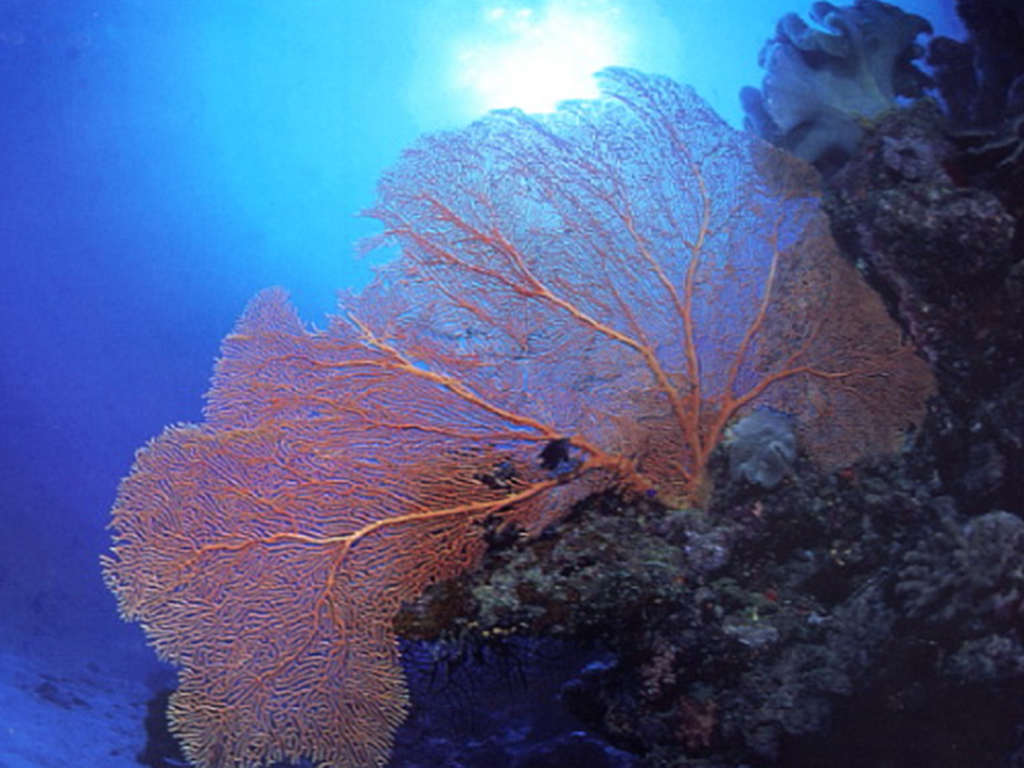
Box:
[0,642,154,768]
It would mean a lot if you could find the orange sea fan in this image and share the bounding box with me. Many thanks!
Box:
[103,68,933,768]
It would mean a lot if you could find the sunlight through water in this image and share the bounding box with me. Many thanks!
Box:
[452,1,631,114]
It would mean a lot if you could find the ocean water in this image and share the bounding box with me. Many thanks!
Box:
[0,1,965,767]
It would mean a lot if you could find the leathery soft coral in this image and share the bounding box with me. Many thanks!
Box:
[741,0,933,170]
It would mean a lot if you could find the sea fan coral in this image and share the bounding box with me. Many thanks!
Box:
[104,68,933,768]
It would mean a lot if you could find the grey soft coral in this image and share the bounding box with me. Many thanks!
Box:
[742,0,933,169]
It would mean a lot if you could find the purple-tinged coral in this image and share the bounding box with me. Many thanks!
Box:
[928,0,1024,127]
[725,409,798,490]
[926,0,1024,216]
[742,0,933,170]
[897,509,1024,634]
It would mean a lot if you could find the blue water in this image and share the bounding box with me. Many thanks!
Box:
[0,0,964,765]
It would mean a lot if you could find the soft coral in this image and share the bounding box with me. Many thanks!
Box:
[742,0,933,171]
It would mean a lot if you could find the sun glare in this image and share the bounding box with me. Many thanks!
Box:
[452,0,632,115]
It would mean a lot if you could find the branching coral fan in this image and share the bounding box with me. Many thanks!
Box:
[103,68,934,768]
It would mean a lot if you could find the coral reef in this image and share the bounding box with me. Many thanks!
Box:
[398,442,1024,766]
[928,0,1024,218]
[928,0,1024,127]
[122,3,1024,767]
[390,4,1024,768]
[898,507,1024,635]
[826,100,1024,513]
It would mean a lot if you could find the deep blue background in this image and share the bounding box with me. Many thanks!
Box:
[0,0,962,672]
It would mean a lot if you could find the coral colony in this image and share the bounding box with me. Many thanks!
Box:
[741,0,933,170]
